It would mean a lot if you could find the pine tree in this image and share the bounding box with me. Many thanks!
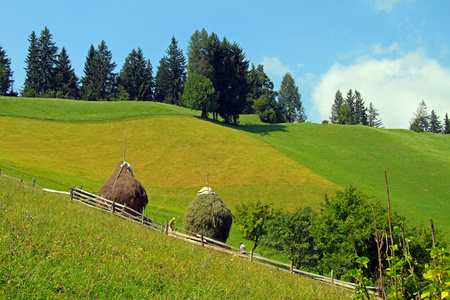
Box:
[409,100,429,132]
[54,47,79,99]
[343,89,356,125]
[330,90,343,124]
[443,113,450,134]
[246,64,277,114]
[37,26,58,94]
[23,31,41,97]
[278,72,307,123]
[80,41,116,101]
[0,45,14,95]
[80,44,100,101]
[118,48,153,101]
[354,90,368,125]
[155,37,186,105]
[367,102,383,127]
[428,110,443,133]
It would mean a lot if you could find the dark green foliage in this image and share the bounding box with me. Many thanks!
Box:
[367,102,382,127]
[182,73,218,118]
[330,90,344,124]
[37,27,58,94]
[331,89,378,126]
[409,100,429,132]
[264,206,322,272]
[428,109,443,133]
[80,41,117,101]
[314,185,392,281]
[253,95,285,123]
[278,72,307,123]
[187,29,249,124]
[235,200,278,252]
[444,113,450,134]
[23,31,41,97]
[154,37,186,105]
[0,45,14,95]
[246,64,277,114]
[54,47,79,99]
[183,193,233,243]
[354,90,368,125]
[118,48,153,101]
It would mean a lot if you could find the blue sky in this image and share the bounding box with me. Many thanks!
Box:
[1,0,449,128]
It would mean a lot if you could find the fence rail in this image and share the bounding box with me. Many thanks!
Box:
[0,169,380,296]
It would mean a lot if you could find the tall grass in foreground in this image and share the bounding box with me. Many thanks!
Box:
[0,178,351,299]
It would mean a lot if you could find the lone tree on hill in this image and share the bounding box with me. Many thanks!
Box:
[428,109,443,134]
[278,72,307,123]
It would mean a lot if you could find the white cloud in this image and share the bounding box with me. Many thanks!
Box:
[369,0,410,13]
[311,51,450,129]
[261,57,292,80]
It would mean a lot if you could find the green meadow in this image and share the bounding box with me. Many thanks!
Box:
[1,95,449,240]
[0,178,351,299]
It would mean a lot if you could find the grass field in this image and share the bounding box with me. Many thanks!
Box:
[1,96,449,241]
[0,178,351,299]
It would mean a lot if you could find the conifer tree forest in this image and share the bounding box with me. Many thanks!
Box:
[1,26,449,129]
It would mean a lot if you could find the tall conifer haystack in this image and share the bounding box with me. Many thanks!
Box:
[183,187,233,243]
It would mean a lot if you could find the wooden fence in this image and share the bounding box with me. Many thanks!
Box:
[1,169,380,296]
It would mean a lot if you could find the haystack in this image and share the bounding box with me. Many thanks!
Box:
[98,161,148,215]
[183,187,233,243]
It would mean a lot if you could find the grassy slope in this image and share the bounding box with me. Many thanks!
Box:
[232,120,450,234]
[1,96,449,237]
[0,178,350,299]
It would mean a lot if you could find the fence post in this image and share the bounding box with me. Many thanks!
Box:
[165,220,169,235]
[20,174,23,187]
[250,249,254,262]
[331,270,334,286]
[290,261,294,274]
[69,188,73,200]
[0,168,2,175]
[32,177,36,188]
[201,234,204,247]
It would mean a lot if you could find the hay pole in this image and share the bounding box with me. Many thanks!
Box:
[123,130,126,162]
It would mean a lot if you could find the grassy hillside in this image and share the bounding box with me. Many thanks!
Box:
[0,178,350,299]
[1,96,449,238]
[232,122,450,234]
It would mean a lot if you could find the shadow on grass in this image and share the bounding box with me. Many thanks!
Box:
[194,116,288,136]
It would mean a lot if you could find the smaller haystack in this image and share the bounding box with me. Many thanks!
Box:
[183,187,232,243]
[98,161,148,215]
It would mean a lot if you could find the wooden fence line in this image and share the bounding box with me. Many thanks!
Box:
[0,169,380,295]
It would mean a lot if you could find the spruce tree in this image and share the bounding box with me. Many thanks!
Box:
[23,31,41,97]
[278,72,306,123]
[0,45,14,95]
[80,41,116,101]
[428,110,442,133]
[354,90,368,125]
[118,48,153,101]
[343,89,356,125]
[409,100,429,132]
[443,113,450,134]
[155,37,186,105]
[38,26,58,94]
[367,102,383,127]
[330,90,343,124]
[54,47,79,99]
